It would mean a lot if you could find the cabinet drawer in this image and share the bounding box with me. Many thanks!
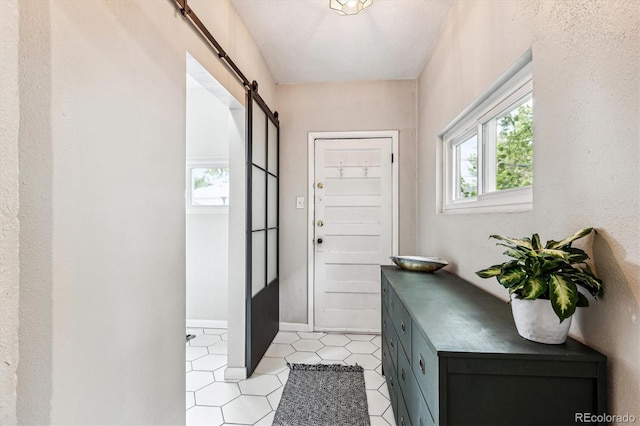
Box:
[382,305,391,342]
[390,289,412,358]
[381,274,390,310]
[383,312,399,370]
[381,335,393,377]
[397,392,412,426]
[411,328,439,421]
[417,396,435,426]
[382,340,398,415]
[399,347,434,426]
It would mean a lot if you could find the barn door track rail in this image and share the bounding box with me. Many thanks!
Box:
[174,0,250,89]
[174,0,278,120]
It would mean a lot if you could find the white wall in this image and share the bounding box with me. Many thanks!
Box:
[0,1,20,423]
[276,80,418,324]
[417,0,639,417]
[186,75,230,323]
[7,0,275,423]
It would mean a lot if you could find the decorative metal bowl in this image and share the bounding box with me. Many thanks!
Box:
[390,256,448,273]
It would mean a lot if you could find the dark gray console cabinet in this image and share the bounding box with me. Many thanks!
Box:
[380,266,607,426]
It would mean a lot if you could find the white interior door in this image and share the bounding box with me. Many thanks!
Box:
[313,137,394,332]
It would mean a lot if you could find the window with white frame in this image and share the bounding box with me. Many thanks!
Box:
[442,59,533,213]
[186,159,229,214]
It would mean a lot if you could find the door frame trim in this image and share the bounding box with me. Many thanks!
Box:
[306,130,400,332]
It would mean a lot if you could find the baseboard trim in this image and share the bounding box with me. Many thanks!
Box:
[314,327,381,334]
[187,319,228,329]
[279,322,311,332]
[224,367,247,380]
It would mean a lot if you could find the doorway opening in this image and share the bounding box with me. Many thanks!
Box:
[185,53,247,411]
[307,131,399,333]
[185,58,232,331]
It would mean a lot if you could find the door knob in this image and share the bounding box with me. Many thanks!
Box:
[317,238,323,244]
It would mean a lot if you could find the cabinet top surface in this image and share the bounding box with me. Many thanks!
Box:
[381,266,605,360]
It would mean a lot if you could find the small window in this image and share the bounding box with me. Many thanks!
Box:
[442,58,533,213]
[454,133,478,199]
[187,159,229,214]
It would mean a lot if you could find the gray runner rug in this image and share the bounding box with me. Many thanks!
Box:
[272,363,370,426]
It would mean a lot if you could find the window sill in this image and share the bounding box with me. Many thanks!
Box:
[443,186,532,214]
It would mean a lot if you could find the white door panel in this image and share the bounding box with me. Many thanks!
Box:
[324,178,382,196]
[314,138,393,331]
[321,235,380,252]
[324,206,381,223]
[322,223,382,236]
[317,293,381,310]
[323,149,383,165]
[316,294,381,330]
[324,280,380,294]
[322,195,382,207]
[322,253,383,265]
[323,167,384,179]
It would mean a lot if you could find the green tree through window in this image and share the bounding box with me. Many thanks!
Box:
[194,167,229,189]
[190,166,230,207]
[458,100,533,197]
[496,101,533,190]
[460,155,478,198]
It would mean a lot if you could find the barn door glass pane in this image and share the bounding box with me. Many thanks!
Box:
[267,175,278,229]
[268,120,278,174]
[252,231,266,296]
[252,100,266,169]
[252,166,266,231]
[267,229,277,284]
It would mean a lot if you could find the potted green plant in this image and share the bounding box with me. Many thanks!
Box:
[476,228,603,344]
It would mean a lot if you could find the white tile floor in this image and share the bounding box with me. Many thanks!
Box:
[186,328,396,426]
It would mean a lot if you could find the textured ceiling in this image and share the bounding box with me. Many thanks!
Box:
[229,0,454,84]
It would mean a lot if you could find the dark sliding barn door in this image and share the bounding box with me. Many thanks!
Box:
[246,83,279,375]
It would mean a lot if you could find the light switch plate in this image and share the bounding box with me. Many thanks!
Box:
[296,197,305,209]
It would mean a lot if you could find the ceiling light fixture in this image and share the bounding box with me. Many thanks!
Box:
[329,0,373,16]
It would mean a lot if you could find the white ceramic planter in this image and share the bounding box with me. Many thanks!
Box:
[510,296,572,344]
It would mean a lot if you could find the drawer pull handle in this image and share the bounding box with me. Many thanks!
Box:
[390,300,394,310]
[419,418,424,426]
[390,339,394,350]
[400,416,405,426]
[419,354,425,374]
[383,318,386,327]
[401,368,406,382]
[401,320,406,333]
[389,376,394,387]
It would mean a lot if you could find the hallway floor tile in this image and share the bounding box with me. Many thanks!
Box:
[186,329,395,426]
